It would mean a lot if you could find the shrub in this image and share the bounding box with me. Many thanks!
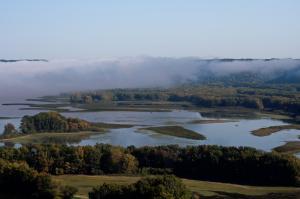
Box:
[89,175,192,199]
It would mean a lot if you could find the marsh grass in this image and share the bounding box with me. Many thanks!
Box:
[140,126,206,140]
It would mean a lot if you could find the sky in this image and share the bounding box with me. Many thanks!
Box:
[0,0,300,59]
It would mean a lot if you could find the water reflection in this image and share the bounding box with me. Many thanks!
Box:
[0,105,300,152]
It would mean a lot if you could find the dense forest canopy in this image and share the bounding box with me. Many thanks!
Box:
[20,112,99,134]
[0,159,57,199]
[0,144,299,186]
[1,112,104,139]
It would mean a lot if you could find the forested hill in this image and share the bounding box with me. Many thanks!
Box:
[1,58,300,85]
[69,85,300,116]
[0,59,48,62]
[192,59,300,85]
[198,70,300,85]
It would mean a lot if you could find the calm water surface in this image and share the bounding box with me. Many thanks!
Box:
[1,102,300,152]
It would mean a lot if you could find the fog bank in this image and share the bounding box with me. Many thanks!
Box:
[1,57,300,99]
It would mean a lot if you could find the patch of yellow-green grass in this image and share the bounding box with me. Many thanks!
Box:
[251,125,300,137]
[182,179,299,197]
[140,126,206,140]
[256,112,292,120]
[52,175,300,199]
[53,175,140,198]
[189,119,237,124]
[92,122,134,129]
[273,141,300,154]
[194,107,292,121]
[66,102,174,112]
[0,131,104,145]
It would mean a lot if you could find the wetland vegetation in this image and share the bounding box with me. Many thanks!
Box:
[252,125,300,137]
[0,131,103,145]
[68,85,300,117]
[140,126,206,140]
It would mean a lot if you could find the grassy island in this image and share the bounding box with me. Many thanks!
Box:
[251,125,300,137]
[189,119,237,124]
[274,141,300,154]
[0,131,102,144]
[140,126,206,140]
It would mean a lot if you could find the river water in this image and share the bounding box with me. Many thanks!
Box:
[1,101,299,152]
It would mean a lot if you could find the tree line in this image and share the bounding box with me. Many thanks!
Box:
[68,85,300,115]
[0,158,77,199]
[0,144,299,186]
[20,112,94,134]
[0,158,191,199]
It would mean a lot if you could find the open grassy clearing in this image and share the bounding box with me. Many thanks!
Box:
[251,125,300,137]
[139,125,206,140]
[53,175,300,199]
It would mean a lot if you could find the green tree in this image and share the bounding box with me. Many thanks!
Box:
[3,123,18,135]
[89,175,192,199]
[101,148,138,174]
[0,159,57,199]
[60,185,78,199]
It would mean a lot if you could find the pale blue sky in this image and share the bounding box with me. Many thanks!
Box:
[1,0,299,59]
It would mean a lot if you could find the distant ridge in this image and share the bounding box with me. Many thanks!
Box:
[0,59,48,63]
[199,58,300,62]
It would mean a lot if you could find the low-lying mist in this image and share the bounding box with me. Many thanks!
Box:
[1,57,300,100]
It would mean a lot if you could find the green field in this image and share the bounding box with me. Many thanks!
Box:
[53,175,300,199]
[140,125,206,140]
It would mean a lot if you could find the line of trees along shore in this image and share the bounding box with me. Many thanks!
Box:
[69,85,300,115]
[0,144,299,186]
